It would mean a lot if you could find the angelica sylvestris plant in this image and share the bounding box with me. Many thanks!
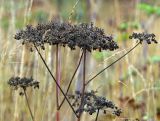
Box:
[11,19,158,121]
[14,20,119,119]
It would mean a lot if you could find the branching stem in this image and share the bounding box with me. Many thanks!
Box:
[58,51,84,109]
[34,44,79,118]
[85,42,140,85]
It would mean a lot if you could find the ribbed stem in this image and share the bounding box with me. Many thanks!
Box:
[56,44,60,121]
[77,49,86,121]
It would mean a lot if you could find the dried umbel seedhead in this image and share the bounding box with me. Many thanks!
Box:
[14,25,46,50]
[67,90,122,116]
[8,76,39,92]
[65,23,119,51]
[14,20,119,52]
[129,32,158,44]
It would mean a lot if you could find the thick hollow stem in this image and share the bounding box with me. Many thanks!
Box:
[23,89,34,121]
[58,51,84,109]
[85,42,140,86]
[33,44,79,118]
[77,49,86,121]
[56,111,60,121]
[56,44,60,121]
[81,49,86,107]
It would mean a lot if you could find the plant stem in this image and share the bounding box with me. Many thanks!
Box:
[56,44,60,121]
[23,89,34,121]
[77,49,86,121]
[56,44,59,108]
[58,51,84,109]
[33,44,79,118]
[95,109,99,121]
[85,42,140,86]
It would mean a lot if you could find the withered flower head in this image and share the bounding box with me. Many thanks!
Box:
[129,32,158,44]
[67,90,122,116]
[8,76,39,92]
[14,21,119,52]
[14,24,46,50]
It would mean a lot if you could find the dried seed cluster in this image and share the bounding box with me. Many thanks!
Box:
[8,76,39,92]
[129,32,158,44]
[14,21,119,52]
[67,90,122,116]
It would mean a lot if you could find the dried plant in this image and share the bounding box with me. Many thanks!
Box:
[8,76,39,121]
[13,19,158,121]
[14,20,120,120]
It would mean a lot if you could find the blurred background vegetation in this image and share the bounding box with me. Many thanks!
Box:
[0,0,160,121]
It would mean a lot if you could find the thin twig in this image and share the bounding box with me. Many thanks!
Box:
[58,51,84,109]
[95,109,99,121]
[85,42,140,86]
[33,44,79,118]
[23,89,34,121]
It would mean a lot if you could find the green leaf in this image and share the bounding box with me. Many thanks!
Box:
[130,21,140,29]
[149,55,160,63]
[137,3,155,15]
[119,22,128,31]
[15,18,24,29]
[32,11,49,23]
[137,3,160,16]
[92,51,110,60]
[155,7,160,15]
[121,32,129,41]
[0,16,9,31]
